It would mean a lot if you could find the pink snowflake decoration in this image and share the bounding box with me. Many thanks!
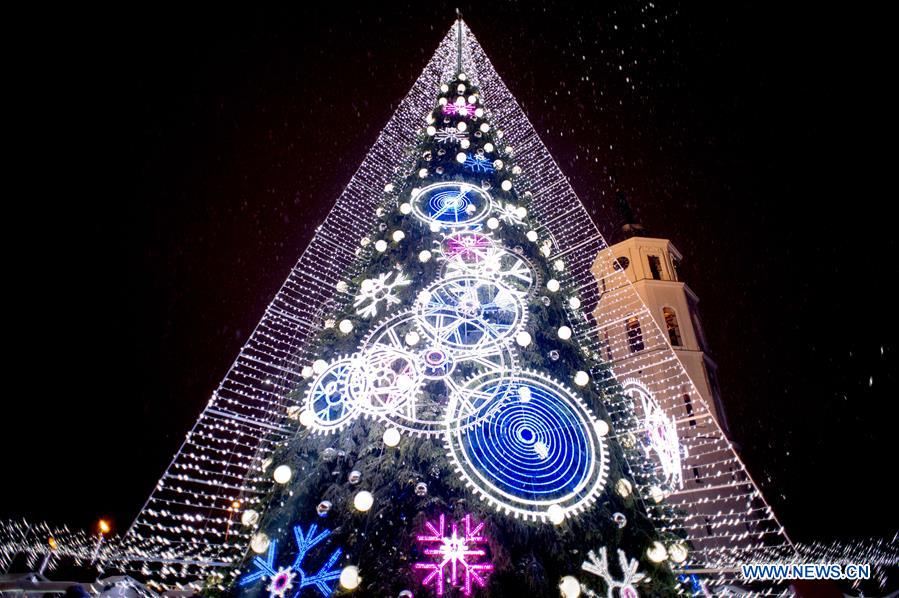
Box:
[443,103,476,117]
[445,233,492,263]
[413,513,493,596]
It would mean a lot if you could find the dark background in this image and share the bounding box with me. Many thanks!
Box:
[3,3,894,545]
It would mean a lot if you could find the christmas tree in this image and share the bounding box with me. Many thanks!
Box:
[230,46,683,598]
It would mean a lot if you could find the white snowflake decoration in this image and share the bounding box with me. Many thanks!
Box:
[581,546,646,598]
[353,270,411,318]
[435,127,469,144]
[496,202,524,225]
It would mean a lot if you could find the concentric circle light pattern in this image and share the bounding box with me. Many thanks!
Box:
[446,371,609,520]
[411,182,492,228]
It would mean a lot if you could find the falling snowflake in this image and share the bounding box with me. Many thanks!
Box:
[463,154,495,174]
[240,524,342,598]
[435,127,469,144]
[413,513,493,596]
[580,546,646,598]
[354,270,412,318]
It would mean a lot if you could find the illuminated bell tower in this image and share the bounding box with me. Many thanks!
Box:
[598,193,731,434]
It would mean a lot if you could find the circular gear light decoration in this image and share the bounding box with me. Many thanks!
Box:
[359,310,517,436]
[442,237,537,297]
[302,356,362,433]
[411,182,492,228]
[414,276,526,351]
[445,370,610,521]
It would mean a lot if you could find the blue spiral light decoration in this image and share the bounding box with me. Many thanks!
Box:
[446,371,609,520]
[411,182,492,228]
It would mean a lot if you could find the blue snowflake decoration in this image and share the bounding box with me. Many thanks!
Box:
[462,153,495,174]
[240,524,342,598]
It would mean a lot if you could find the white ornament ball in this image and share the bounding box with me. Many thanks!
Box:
[540,245,552,258]
[360,236,371,246]
[615,478,633,498]
[456,152,467,163]
[647,541,668,563]
[456,121,468,132]
[312,359,328,375]
[273,465,292,484]
[515,331,532,347]
[384,183,394,192]
[486,217,499,230]
[418,250,432,263]
[440,83,449,93]
[467,94,477,104]
[240,509,259,527]
[558,326,572,340]
[649,485,665,504]
[438,97,447,106]
[339,319,353,334]
[518,386,532,403]
[493,159,504,170]
[512,165,522,175]
[458,72,467,81]
[501,180,512,191]
[574,371,590,387]
[383,427,401,447]
[460,138,471,149]
[480,123,490,132]
[411,187,421,196]
[454,96,465,107]
[668,542,689,564]
[353,491,374,512]
[340,565,360,590]
[547,504,565,525]
[559,576,581,598]
[505,145,513,154]
[250,532,270,554]
[526,230,539,242]
[375,239,388,253]
[301,365,314,378]
[457,83,466,93]
[418,168,428,178]
[484,142,494,153]
[299,410,314,428]
[417,290,432,304]
[426,126,436,136]
[429,221,441,233]
[360,278,375,293]
[405,330,420,346]
[392,230,405,242]
[514,206,527,219]
[546,278,560,292]
[595,420,610,437]
[569,297,581,310]
[400,202,412,215]
[554,259,565,272]
[336,280,349,293]
[475,107,484,118]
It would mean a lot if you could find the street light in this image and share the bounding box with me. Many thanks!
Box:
[91,518,111,565]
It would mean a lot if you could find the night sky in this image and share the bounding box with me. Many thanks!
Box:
[4,3,895,546]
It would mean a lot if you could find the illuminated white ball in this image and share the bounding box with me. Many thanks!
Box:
[475,107,484,117]
[336,280,349,293]
[668,542,689,564]
[438,97,447,106]
[514,206,527,219]
[480,123,490,132]
[458,72,467,81]
[418,250,432,262]
[460,138,471,149]
[240,509,259,527]
[493,159,504,170]
[250,532,270,554]
[454,96,465,107]
[273,465,292,484]
[547,504,565,525]
[339,319,353,334]
[312,359,328,375]
[501,180,512,191]
[484,142,494,153]
[456,152,467,163]
[467,94,477,104]
[553,259,565,272]
[505,145,513,154]
[417,290,432,304]
[360,279,375,293]
[559,576,581,598]
[515,331,532,347]
[595,420,610,437]
[426,126,436,136]
[392,230,405,242]
[526,230,538,242]
[512,165,522,175]
[339,565,360,590]
[440,83,449,93]
[558,326,572,340]
[384,183,394,192]
[649,485,665,504]
[301,365,314,378]
[569,297,581,310]
[360,236,370,246]
[457,83,466,93]
[540,244,552,257]
[405,330,420,346]
[546,279,560,292]
[573,371,590,387]
[518,386,532,403]
[647,541,668,563]
[383,427,401,447]
[615,478,633,498]
[400,202,412,215]
[353,491,374,512]
[299,410,314,428]
[418,168,428,178]
[429,222,441,233]
[486,217,499,230]
[375,240,388,253]
[456,121,468,132]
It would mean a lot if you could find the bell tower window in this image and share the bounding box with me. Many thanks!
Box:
[647,254,663,280]
[663,307,682,346]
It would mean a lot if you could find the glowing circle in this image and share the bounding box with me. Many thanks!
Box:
[400,202,412,214]
[250,533,270,554]
[559,576,581,598]
[312,359,328,375]
[647,541,668,563]
[339,319,354,334]
[411,182,492,229]
[240,509,259,527]
[353,491,374,512]
[486,217,499,229]
[515,331,532,347]
[456,152,467,163]
[574,371,589,386]
[558,326,572,340]
[668,542,688,564]
[446,371,609,520]
[426,126,436,136]
[501,180,512,191]
[392,230,405,242]
[546,279,560,292]
[299,410,314,427]
[547,504,565,525]
[273,465,292,484]
[375,240,388,252]
[340,566,360,590]
[383,427,401,447]
[418,250,432,262]
[526,230,538,242]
